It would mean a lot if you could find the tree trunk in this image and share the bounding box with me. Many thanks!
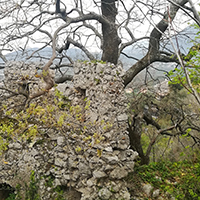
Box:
[128,114,150,165]
[101,0,121,64]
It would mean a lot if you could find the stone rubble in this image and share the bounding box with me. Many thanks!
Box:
[0,61,138,200]
[133,182,177,200]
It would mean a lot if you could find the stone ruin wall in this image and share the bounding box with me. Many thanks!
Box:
[0,61,138,200]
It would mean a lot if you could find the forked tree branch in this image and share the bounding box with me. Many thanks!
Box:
[27,22,71,103]
[123,0,188,86]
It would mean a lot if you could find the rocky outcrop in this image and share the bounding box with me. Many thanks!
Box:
[0,61,138,199]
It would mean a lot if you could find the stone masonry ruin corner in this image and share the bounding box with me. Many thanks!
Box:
[0,61,138,200]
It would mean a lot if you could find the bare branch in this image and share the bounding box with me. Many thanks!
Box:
[66,37,95,60]
[123,0,188,86]
[28,22,72,102]
[167,0,200,27]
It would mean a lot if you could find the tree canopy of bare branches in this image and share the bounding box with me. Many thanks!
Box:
[0,0,199,89]
[0,0,200,167]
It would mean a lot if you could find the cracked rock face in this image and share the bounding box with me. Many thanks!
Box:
[0,61,138,200]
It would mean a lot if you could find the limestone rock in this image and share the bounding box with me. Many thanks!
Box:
[57,136,65,146]
[8,142,22,150]
[101,155,119,164]
[153,189,160,198]
[93,170,107,178]
[109,167,128,179]
[142,184,153,197]
[98,188,112,200]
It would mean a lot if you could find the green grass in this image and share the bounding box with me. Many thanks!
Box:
[127,158,200,200]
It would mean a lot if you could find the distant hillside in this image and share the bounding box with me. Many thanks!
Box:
[161,25,199,54]
[0,47,89,80]
[0,47,89,64]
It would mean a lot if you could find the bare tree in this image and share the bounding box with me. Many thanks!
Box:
[0,0,200,163]
[0,0,199,86]
[127,87,200,164]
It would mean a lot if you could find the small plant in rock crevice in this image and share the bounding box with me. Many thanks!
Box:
[0,87,111,158]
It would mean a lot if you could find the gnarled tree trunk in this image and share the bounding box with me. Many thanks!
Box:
[128,114,150,165]
[101,0,121,64]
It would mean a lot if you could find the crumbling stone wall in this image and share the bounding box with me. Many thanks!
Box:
[0,61,138,200]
